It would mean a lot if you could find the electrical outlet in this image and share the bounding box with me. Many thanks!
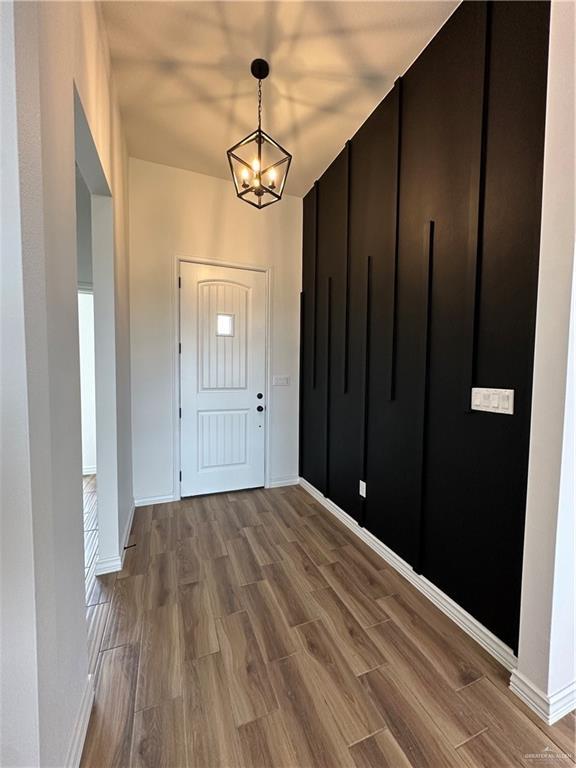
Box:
[359,480,366,498]
[272,375,290,386]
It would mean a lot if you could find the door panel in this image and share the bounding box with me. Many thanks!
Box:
[180,262,266,496]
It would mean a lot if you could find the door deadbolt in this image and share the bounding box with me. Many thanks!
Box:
[257,405,264,412]
[257,392,263,399]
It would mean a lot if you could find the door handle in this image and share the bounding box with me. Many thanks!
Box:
[257,405,264,412]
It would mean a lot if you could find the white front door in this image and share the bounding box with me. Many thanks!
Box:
[179,261,266,496]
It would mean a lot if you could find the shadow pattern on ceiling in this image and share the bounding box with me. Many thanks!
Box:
[101,1,457,196]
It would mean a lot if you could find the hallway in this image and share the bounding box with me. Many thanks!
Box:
[80,486,574,767]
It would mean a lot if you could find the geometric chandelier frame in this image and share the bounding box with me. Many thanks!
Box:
[227,59,292,209]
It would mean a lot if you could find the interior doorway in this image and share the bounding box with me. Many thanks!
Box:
[179,260,268,496]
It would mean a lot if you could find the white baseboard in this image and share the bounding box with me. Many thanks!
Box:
[134,493,177,507]
[94,552,124,575]
[82,465,96,476]
[267,477,299,489]
[94,502,134,575]
[510,670,576,725]
[299,477,518,673]
[65,673,94,767]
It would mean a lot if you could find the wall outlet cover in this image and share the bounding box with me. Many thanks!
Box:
[272,375,290,386]
[359,480,366,498]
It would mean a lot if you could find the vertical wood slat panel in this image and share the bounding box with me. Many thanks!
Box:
[312,182,319,389]
[325,276,332,496]
[388,77,403,402]
[344,141,352,394]
[462,1,490,409]
[360,255,372,526]
[417,220,435,571]
[299,291,305,476]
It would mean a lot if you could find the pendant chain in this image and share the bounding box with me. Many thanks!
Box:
[257,78,262,131]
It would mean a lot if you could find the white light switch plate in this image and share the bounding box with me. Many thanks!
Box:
[359,480,366,498]
[471,387,514,415]
[272,375,290,386]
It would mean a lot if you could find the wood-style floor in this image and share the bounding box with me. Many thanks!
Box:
[81,485,575,767]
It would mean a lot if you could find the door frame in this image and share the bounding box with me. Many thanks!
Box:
[173,255,272,499]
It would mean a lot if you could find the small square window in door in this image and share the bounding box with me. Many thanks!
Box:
[216,313,235,337]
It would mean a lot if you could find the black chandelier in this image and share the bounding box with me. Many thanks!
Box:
[227,59,292,209]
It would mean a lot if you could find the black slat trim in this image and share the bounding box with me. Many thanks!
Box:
[464,1,490,408]
[360,255,373,526]
[312,181,319,389]
[344,141,352,393]
[389,77,403,401]
[417,220,435,572]
[325,276,333,496]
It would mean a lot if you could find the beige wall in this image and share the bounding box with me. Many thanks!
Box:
[129,158,302,504]
[2,1,131,764]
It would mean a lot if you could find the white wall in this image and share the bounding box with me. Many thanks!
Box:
[512,0,576,724]
[130,158,302,504]
[76,167,93,290]
[1,1,132,765]
[78,293,97,475]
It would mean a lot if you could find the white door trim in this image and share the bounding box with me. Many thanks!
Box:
[173,255,272,499]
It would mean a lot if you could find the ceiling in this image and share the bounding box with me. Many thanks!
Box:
[101,1,458,197]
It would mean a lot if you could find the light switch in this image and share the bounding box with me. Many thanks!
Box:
[471,388,514,415]
[272,375,290,386]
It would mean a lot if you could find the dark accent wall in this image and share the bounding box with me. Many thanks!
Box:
[299,0,550,651]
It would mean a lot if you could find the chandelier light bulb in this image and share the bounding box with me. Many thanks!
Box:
[251,158,260,173]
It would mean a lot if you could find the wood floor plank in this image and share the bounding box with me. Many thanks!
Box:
[350,730,413,768]
[322,561,389,628]
[243,524,283,566]
[144,551,177,609]
[152,501,173,520]
[130,506,153,543]
[262,561,319,627]
[81,644,139,768]
[377,593,484,689]
[360,665,466,768]
[282,490,317,519]
[367,619,487,746]
[269,653,355,768]
[117,535,150,580]
[336,545,398,599]
[179,581,219,660]
[101,575,145,650]
[195,520,227,560]
[86,602,110,676]
[457,728,525,768]
[210,502,243,540]
[237,710,299,768]
[458,678,574,767]
[296,619,385,746]
[233,498,262,527]
[311,586,386,675]
[291,523,337,566]
[278,540,328,592]
[174,506,196,540]
[176,536,203,585]
[242,580,296,661]
[227,535,263,585]
[135,604,182,711]
[183,654,242,768]
[307,512,349,549]
[149,517,176,556]
[130,697,187,768]
[216,610,277,726]
[205,555,244,617]
[273,495,304,529]
[258,509,293,545]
